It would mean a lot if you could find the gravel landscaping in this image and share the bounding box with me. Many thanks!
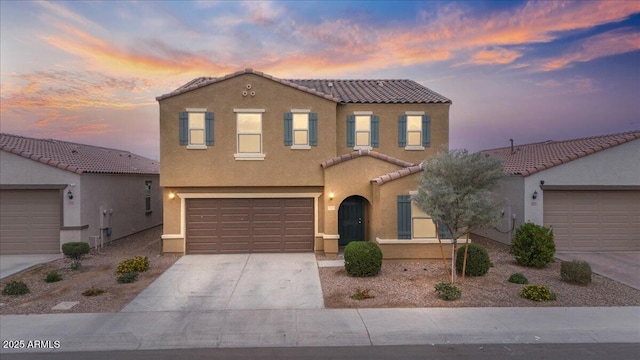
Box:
[320,237,640,308]
[1,229,639,314]
[0,226,180,315]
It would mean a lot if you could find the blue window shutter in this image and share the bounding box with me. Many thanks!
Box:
[205,112,214,146]
[422,115,431,147]
[284,113,293,146]
[309,113,318,146]
[347,115,355,147]
[398,115,407,147]
[179,112,188,146]
[397,195,412,239]
[371,115,379,148]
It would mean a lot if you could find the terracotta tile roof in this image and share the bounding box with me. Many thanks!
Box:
[481,130,640,177]
[371,164,424,185]
[320,148,416,169]
[0,133,159,175]
[157,68,451,104]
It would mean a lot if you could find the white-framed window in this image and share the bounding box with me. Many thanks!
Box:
[293,113,310,146]
[406,115,422,147]
[179,108,213,149]
[355,115,371,147]
[411,200,436,239]
[188,112,206,147]
[400,111,429,150]
[234,109,265,160]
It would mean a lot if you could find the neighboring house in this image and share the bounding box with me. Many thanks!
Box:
[473,131,640,252]
[158,68,452,259]
[0,134,162,254]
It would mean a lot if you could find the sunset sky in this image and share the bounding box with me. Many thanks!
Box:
[1,0,639,160]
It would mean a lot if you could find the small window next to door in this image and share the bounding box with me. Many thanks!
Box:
[145,181,152,213]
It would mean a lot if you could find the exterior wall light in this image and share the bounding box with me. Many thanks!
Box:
[532,190,538,200]
[168,192,176,200]
[67,190,74,200]
[329,192,334,200]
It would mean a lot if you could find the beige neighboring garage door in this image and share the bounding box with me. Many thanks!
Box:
[544,190,640,251]
[0,189,61,254]
[186,198,314,254]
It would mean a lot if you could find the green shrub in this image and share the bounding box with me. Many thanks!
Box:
[508,273,529,284]
[351,288,375,300]
[521,284,556,302]
[117,272,139,284]
[343,241,383,277]
[82,287,105,297]
[455,244,490,276]
[510,222,556,268]
[70,261,81,271]
[61,242,91,260]
[561,260,592,285]
[434,281,461,301]
[2,280,30,296]
[117,256,150,274]
[44,270,62,283]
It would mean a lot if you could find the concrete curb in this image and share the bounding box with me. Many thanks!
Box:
[1,307,638,353]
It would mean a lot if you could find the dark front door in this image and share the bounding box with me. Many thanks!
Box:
[338,196,365,246]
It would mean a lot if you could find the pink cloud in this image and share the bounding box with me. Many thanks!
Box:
[538,28,640,71]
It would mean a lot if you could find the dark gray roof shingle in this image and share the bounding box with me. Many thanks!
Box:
[157,68,451,104]
[0,133,159,175]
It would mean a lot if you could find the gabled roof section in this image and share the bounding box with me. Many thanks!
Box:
[0,133,159,175]
[371,164,423,185]
[481,130,640,177]
[156,69,341,102]
[157,68,451,104]
[321,148,416,169]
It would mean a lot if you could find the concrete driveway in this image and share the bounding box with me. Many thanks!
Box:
[555,252,640,290]
[122,253,324,312]
[0,254,63,280]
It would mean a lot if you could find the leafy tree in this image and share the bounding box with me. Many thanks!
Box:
[414,148,504,284]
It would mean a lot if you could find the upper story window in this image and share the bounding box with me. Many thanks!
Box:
[284,110,318,149]
[398,112,431,150]
[179,108,214,149]
[234,109,265,160]
[347,112,379,149]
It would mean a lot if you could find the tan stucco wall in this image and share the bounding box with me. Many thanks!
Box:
[336,103,450,165]
[374,173,422,239]
[376,241,453,261]
[159,73,338,188]
[322,156,401,237]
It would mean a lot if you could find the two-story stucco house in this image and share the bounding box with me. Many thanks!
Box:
[158,69,452,259]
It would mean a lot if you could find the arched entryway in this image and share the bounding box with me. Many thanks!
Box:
[338,195,367,246]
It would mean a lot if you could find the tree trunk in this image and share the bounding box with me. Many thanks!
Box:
[461,233,470,282]
[450,239,457,284]
[436,229,451,282]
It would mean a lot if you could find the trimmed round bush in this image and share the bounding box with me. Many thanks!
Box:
[117,256,150,274]
[343,241,383,277]
[44,270,62,283]
[561,260,592,285]
[508,273,529,284]
[2,280,30,296]
[521,284,556,302]
[117,272,139,284]
[455,244,490,276]
[434,281,461,301]
[510,223,556,268]
[62,242,91,260]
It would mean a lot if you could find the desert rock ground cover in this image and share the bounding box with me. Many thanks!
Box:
[1,229,639,314]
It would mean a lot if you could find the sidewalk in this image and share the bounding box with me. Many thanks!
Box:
[1,307,638,353]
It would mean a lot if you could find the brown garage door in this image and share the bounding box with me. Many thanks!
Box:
[544,190,640,251]
[0,189,61,254]
[186,198,314,254]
